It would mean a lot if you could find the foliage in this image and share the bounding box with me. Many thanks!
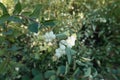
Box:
[0,0,120,80]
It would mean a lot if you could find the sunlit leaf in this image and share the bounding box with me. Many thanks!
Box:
[13,1,22,15]
[29,4,42,19]
[21,11,31,16]
[42,20,56,27]
[0,2,8,14]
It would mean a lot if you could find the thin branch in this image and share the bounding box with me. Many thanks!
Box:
[15,14,40,24]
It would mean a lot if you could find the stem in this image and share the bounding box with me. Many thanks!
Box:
[15,14,40,24]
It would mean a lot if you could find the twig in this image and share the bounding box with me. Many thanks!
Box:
[15,14,40,24]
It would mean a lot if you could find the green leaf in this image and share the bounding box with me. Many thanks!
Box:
[0,2,8,14]
[29,4,42,18]
[84,67,91,77]
[22,75,30,80]
[0,59,8,74]
[0,14,10,25]
[8,16,22,23]
[50,75,60,80]
[8,45,21,51]
[3,29,13,35]
[56,33,67,40]
[0,49,6,56]
[57,65,66,75]
[76,60,86,66]
[0,36,5,44]
[32,68,40,76]
[65,63,70,75]
[73,68,81,78]
[92,68,98,77]
[21,11,31,16]
[65,48,76,64]
[33,73,44,80]
[28,22,38,33]
[44,70,56,79]
[13,1,22,15]
[42,20,56,27]
[65,48,72,64]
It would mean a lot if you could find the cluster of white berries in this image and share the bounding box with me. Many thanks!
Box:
[43,31,76,59]
[15,67,19,71]
[43,31,56,42]
[55,43,66,58]
[55,34,76,58]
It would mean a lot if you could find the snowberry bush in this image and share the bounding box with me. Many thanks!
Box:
[0,0,120,80]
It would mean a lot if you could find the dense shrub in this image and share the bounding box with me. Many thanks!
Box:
[0,0,120,80]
